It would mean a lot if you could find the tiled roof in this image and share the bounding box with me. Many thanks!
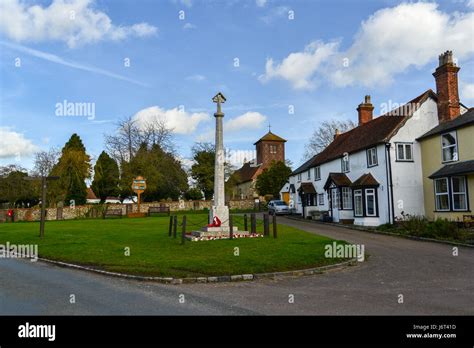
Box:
[351,173,380,187]
[292,89,436,175]
[323,173,352,190]
[417,108,474,140]
[232,162,260,184]
[298,182,316,194]
[428,160,474,179]
[254,131,287,144]
[86,187,98,199]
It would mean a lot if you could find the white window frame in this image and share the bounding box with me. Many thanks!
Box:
[269,144,277,154]
[331,189,340,209]
[396,143,413,162]
[307,170,311,180]
[441,131,458,163]
[365,188,376,216]
[341,157,350,173]
[314,166,321,181]
[342,187,352,210]
[367,147,378,167]
[297,173,302,182]
[318,193,324,205]
[451,176,468,211]
[434,178,450,211]
[354,190,363,217]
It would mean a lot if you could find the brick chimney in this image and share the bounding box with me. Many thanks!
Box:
[357,95,374,126]
[433,50,460,123]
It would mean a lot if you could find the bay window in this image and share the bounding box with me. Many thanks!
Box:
[434,178,450,211]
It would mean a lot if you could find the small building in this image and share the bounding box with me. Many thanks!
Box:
[86,187,100,204]
[230,131,286,200]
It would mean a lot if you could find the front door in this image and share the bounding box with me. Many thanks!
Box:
[331,188,340,222]
[282,192,290,204]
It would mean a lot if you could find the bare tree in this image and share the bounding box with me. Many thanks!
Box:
[32,147,60,177]
[105,116,176,165]
[140,118,175,154]
[304,119,356,159]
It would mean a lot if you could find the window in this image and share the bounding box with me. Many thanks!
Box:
[297,173,302,182]
[314,166,321,181]
[354,190,363,216]
[434,178,450,211]
[318,193,324,205]
[396,143,413,161]
[307,170,311,180]
[269,145,277,154]
[306,194,316,206]
[367,147,378,167]
[365,189,376,216]
[441,132,458,162]
[451,176,467,211]
[342,187,353,209]
[341,157,350,173]
[331,189,340,209]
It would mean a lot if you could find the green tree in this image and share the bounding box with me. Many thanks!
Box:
[91,151,120,201]
[184,187,203,200]
[0,167,38,207]
[120,143,188,201]
[49,134,91,205]
[190,143,215,200]
[256,161,292,198]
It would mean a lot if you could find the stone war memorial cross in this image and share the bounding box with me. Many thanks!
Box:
[192,93,248,239]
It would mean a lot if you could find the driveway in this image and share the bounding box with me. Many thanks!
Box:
[1,217,473,315]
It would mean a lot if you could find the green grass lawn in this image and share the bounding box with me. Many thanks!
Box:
[0,215,349,277]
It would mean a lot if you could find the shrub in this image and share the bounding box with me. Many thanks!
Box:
[426,218,460,240]
[397,212,428,237]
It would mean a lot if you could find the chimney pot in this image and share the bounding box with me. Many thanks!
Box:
[357,95,374,126]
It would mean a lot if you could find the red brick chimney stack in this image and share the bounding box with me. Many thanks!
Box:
[357,95,374,126]
[433,50,460,123]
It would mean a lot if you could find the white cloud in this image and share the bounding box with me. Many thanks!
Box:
[183,23,197,30]
[461,82,474,101]
[260,6,290,24]
[256,0,268,7]
[185,74,205,81]
[259,2,474,89]
[259,41,339,90]
[0,0,158,48]
[467,0,474,9]
[225,112,267,132]
[0,127,39,158]
[1,41,149,87]
[132,106,210,135]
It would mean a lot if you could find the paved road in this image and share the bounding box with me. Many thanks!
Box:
[1,218,473,315]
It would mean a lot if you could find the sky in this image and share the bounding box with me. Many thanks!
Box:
[0,0,473,173]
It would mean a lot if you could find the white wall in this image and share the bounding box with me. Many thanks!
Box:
[389,99,439,219]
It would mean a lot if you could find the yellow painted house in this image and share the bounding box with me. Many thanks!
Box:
[418,109,474,221]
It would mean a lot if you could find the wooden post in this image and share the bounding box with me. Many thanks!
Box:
[263,214,269,236]
[173,215,177,239]
[244,214,248,231]
[229,215,233,239]
[273,213,277,239]
[251,213,256,234]
[181,215,187,245]
[168,216,173,237]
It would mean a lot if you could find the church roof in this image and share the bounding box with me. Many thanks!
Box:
[254,131,287,145]
[231,162,260,184]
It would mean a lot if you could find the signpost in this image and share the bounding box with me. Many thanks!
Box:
[132,176,146,213]
[24,175,59,238]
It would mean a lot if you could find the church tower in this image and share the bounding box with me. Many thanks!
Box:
[254,131,286,169]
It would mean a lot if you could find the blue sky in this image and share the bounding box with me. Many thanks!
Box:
[1,0,473,172]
